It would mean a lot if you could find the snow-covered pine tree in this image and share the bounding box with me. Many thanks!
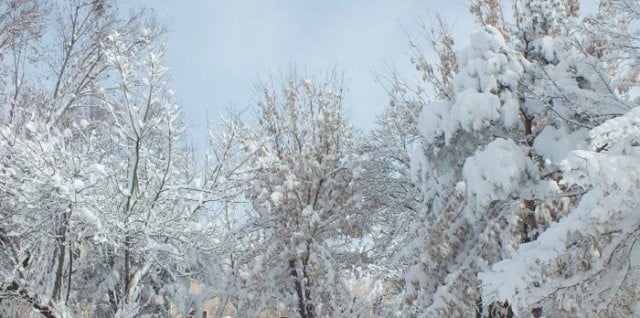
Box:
[480,105,640,316]
[399,0,627,316]
[479,0,640,316]
[400,25,534,316]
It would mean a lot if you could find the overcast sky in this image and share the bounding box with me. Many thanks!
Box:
[126,1,474,146]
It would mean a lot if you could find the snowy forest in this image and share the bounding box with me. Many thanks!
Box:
[1,0,640,317]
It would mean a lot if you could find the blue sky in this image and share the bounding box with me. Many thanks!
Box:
[126,1,473,146]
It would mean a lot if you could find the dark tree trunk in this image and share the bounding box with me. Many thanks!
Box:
[289,257,314,318]
[52,207,71,302]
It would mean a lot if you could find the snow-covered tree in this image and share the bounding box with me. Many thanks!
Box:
[0,2,161,316]
[356,94,421,314]
[480,105,640,316]
[478,0,640,316]
[399,0,637,316]
[400,25,534,316]
[232,73,367,318]
[0,2,244,317]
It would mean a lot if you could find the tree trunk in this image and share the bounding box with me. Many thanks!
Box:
[52,207,71,302]
[289,240,315,318]
[124,138,141,300]
[289,259,313,318]
[66,245,73,303]
[124,233,131,298]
